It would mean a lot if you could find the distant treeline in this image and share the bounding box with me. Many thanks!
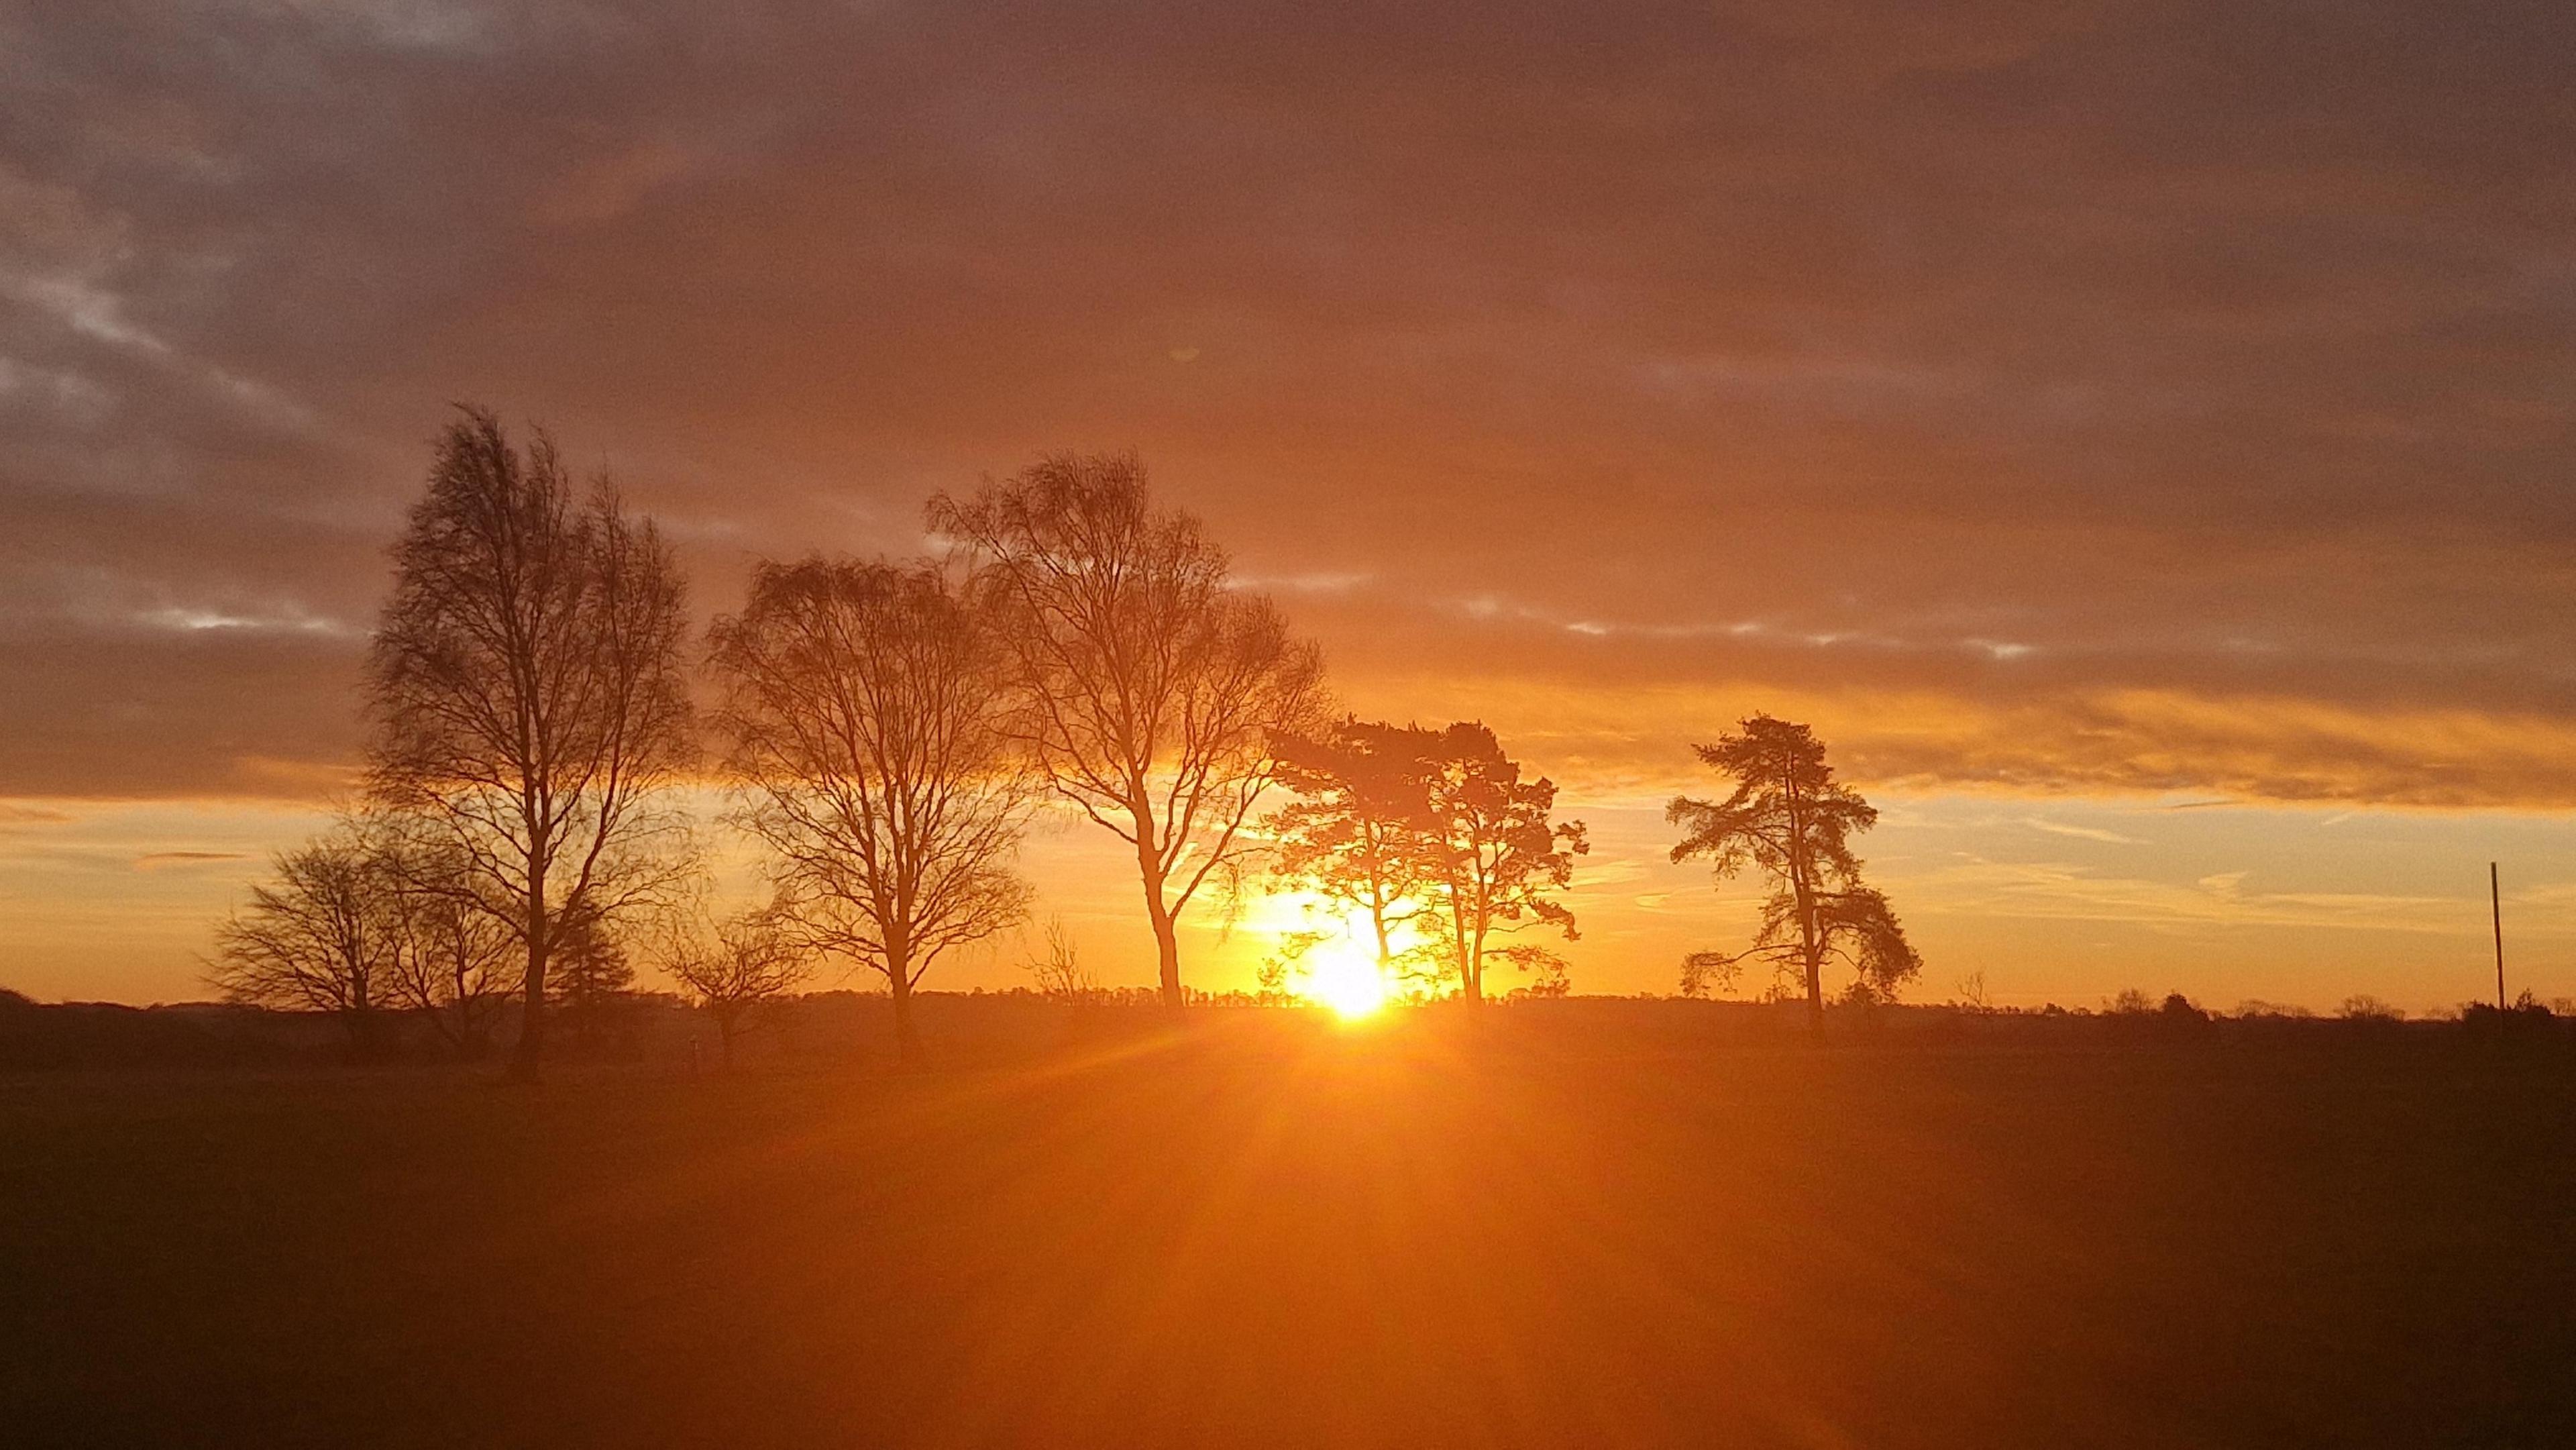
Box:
[5,988,2567,1076]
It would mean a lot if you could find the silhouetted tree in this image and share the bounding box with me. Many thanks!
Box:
[655,906,809,1070]
[375,823,515,1058]
[1252,942,1310,1005]
[707,558,1034,1064]
[1271,719,1444,992]
[2157,991,2213,1035]
[1409,723,1586,1004]
[366,407,694,1080]
[1951,970,1994,1013]
[207,823,395,1056]
[1668,715,1919,1037]
[929,454,1326,1008]
[545,906,635,1051]
[1022,917,1097,1000]
[2463,991,2557,1037]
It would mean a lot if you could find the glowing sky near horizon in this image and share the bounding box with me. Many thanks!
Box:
[5,1,2576,1010]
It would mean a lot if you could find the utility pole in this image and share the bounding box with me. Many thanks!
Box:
[2491,861,2506,1012]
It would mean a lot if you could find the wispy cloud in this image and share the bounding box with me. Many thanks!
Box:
[2021,817,2145,845]
[134,850,249,870]
[134,605,354,637]
[1910,855,2471,935]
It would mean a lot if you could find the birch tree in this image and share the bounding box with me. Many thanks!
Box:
[707,558,1032,1063]
[929,454,1326,1007]
[366,407,694,1080]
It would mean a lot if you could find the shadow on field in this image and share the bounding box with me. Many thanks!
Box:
[4,1002,2573,1448]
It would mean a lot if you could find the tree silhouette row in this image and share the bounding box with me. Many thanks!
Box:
[209,409,1914,1068]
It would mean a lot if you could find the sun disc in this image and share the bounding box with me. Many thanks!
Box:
[1305,947,1389,1020]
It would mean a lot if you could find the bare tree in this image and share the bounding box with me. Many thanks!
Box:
[1951,970,1994,1014]
[1021,917,1097,1000]
[2106,987,2155,1016]
[1408,723,1587,1004]
[207,823,396,1056]
[655,907,810,1070]
[929,454,1327,1007]
[374,823,515,1058]
[1668,715,1919,1038]
[366,407,695,1080]
[707,558,1034,1064]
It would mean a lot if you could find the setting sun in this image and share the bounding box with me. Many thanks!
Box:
[1300,939,1390,1019]
[14,5,2576,1446]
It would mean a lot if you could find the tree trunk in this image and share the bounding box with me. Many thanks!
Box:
[1370,904,1395,999]
[890,966,924,1066]
[1794,883,1825,1043]
[509,919,549,1082]
[1460,912,1487,1005]
[1130,805,1188,1011]
[717,1011,738,1072]
[1148,905,1183,1009]
[1802,948,1825,1040]
[1779,768,1825,1043]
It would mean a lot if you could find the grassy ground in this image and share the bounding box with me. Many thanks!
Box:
[5,1008,2573,1448]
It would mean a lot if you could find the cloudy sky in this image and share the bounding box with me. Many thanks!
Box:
[7,0,2576,1008]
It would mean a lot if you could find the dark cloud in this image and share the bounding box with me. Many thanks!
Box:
[133,849,250,870]
[5,0,2575,799]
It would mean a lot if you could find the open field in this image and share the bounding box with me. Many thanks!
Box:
[6,1006,2575,1449]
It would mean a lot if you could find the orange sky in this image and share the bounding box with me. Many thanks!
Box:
[5,1,2575,1009]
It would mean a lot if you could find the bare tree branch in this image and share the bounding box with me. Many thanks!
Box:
[366,407,695,1080]
[707,556,1034,1064]
[928,454,1327,1006]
